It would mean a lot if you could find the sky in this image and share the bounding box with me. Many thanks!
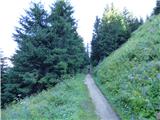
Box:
[0,0,156,57]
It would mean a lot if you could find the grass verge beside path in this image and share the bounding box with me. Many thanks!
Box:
[2,74,98,120]
[94,15,160,120]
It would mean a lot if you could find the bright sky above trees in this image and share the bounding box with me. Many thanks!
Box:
[0,0,156,57]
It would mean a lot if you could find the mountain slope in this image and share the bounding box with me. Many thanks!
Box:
[95,15,160,120]
[2,74,98,120]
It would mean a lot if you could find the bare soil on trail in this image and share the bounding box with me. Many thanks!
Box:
[85,74,120,120]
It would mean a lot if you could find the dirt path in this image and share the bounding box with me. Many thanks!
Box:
[85,74,120,120]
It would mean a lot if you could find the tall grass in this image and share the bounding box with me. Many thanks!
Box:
[2,74,99,120]
[94,15,160,120]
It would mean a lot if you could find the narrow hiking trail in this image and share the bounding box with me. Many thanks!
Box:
[85,74,120,120]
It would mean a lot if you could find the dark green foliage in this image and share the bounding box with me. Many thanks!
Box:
[48,0,86,74]
[1,52,10,107]
[154,0,160,15]
[91,17,101,66]
[1,52,18,107]
[0,52,8,80]
[123,8,143,33]
[91,5,143,66]
[2,1,86,107]
[1,69,20,107]
[11,2,50,97]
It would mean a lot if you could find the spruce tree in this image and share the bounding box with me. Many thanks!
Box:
[154,0,160,15]
[11,2,49,96]
[48,0,86,74]
[91,5,142,66]
[123,9,143,34]
[91,16,101,66]
[2,1,86,106]
[0,51,14,107]
[97,5,128,61]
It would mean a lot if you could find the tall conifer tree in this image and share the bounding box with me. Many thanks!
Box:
[91,5,142,66]
[48,0,86,74]
[154,0,160,15]
[2,0,86,106]
[91,17,101,66]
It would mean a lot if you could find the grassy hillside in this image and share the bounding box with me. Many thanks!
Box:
[94,15,160,120]
[2,74,99,120]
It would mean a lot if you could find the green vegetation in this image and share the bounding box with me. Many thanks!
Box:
[2,74,98,120]
[1,1,88,107]
[94,15,160,119]
[1,1,159,120]
[153,0,160,15]
[91,4,143,66]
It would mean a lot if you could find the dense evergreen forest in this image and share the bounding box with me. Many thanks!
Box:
[1,0,160,119]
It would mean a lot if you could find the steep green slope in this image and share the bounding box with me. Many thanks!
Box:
[2,74,98,120]
[95,15,160,120]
